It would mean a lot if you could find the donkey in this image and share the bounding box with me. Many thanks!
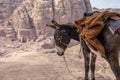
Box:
[46,20,120,80]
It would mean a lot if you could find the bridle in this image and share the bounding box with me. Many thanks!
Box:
[57,35,68,46]
[54,28,82,80]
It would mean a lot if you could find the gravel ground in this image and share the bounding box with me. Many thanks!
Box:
[0,45,115,80]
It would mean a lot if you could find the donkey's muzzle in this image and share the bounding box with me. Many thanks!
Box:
[55,45,65,56]
[57,52,64,56]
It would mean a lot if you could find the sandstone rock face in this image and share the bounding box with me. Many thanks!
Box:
[0,0,91,42]
[0,0,23,40]
[104,8,120,13]
[11,0,91,42]
[1,0,120,44]
[11,6,37,42]
[0,0,92,43]
[93,7,120,13]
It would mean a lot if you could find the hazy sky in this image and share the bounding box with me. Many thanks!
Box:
[90,0,120,8]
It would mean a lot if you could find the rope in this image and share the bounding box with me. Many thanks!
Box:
[78,35,83,59]
[63,55,80,80]
[62,35,83,80]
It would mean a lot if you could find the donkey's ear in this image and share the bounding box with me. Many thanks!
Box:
[46,24,56,29]
[51,20,56,23]
[51,20,60,27]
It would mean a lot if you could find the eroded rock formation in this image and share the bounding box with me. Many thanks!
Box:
[0,0,92,42]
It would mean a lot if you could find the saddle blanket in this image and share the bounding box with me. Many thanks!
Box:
[105,19,120,34]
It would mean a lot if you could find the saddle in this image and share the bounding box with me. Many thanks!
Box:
[105,18,120,34]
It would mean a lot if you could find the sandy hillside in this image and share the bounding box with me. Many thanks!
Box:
[0,45,115,80]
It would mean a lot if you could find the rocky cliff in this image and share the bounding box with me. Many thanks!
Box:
[93,7,120,13]
[0,0,24,40]
[0,0,92,42]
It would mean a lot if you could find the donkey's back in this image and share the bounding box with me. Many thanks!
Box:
[99,20,120,79]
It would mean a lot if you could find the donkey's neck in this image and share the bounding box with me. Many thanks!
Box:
[71,34,80,42]
[69,26,80,42]
[63,24,80,42]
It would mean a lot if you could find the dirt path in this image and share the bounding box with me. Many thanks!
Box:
[0,45,115,80]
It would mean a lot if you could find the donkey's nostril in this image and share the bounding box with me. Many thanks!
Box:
[57,52,64,56]
[55,45,65,56]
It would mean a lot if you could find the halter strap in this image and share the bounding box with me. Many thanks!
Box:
[57,36,68,46]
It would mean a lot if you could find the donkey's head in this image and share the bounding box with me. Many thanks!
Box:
[46,20,79,56]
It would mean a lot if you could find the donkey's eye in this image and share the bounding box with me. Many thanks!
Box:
[56,36,59,38]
